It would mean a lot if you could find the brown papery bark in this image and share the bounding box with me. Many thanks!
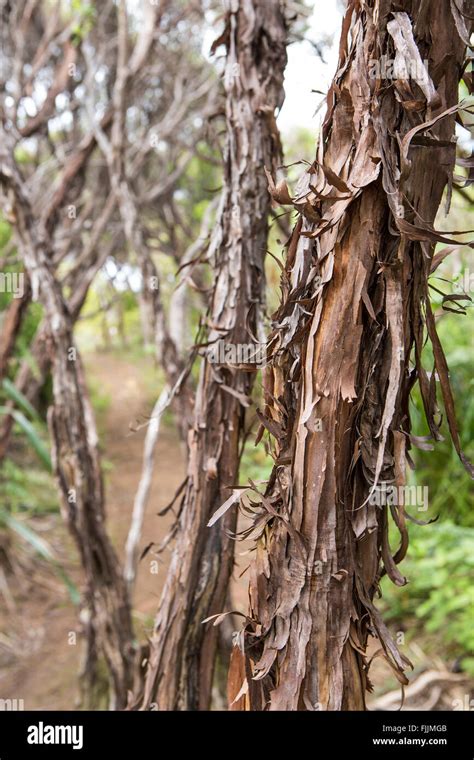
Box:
[230,0,472,711]
[139,0,288,711]
[0,146,135,710]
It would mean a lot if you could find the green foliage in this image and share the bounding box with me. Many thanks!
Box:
[409,264,474,526]
[184,147,220,226]
[75,283,142,353]
[0,406,52,471]
[2,378,39,420]
[15,302,43,355]
[240,439,273,486]
[0,459,56,514]
[87,376,112,417]
[282,126,316,181]
[13,145,35,165]
[0,217,12,247]
[0,371,75,602]
[381,250,474,669]
[380,522,474,670]
[0,385,54,509]
[0,506,79,604]
[69,0,97,44]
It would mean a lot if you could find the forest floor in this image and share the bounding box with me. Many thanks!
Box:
[0,351,184,709]
[0,351,466,710]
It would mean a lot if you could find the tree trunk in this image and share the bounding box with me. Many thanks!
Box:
[0,207,119,464]
[0,144,135,710]
[230,0,472,711]
[0,281,30,381]
[139,0,288,711]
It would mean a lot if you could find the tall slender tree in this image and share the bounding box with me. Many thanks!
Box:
[0,0,213,707]
[139,0,289,711]
[0,136,135,709]
[228,0,473,711]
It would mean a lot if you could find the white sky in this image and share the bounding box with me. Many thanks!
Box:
[277,1,343,136]
[202,1,344,137]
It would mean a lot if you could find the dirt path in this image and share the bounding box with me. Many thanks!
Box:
[94,353,185,618]
[0,352,184,709]
[0,351,441,710]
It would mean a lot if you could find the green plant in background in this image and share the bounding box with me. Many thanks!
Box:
[0,407,51,471]
[379,247,474,673]
[408,247,474,527]
[0,383,78,602]
[69,0,97,44]
[380,522,474,675]
[0,382,55,514]
[0,379,52,469]
[0,217,11,248]
[0,506,80,604]
[408,311,474,527]
[240,438,273,486]
[1,459,55,514]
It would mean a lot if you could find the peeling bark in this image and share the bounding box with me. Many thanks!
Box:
[0,145,135,710]
[0,202,119,464]
[231,0,472,711]
[139,0,288,711]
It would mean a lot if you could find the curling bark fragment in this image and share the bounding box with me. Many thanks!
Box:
[229,0,473,711]
[139,0,289,711]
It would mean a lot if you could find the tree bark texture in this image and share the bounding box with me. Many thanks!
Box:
[0,147,135,710]
[229,0,472,711]
[139,0,288,711]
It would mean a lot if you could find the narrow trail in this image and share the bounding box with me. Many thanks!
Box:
[0,351,431,709]
[94,352,185,617]
[0,352,184,709]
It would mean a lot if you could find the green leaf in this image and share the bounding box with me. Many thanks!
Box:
[0,508,80,605]
[0,406,51,471]
[2,378,40,420]
[0,508,53,559]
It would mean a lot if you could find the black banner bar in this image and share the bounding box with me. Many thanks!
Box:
[0,710,472,758]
